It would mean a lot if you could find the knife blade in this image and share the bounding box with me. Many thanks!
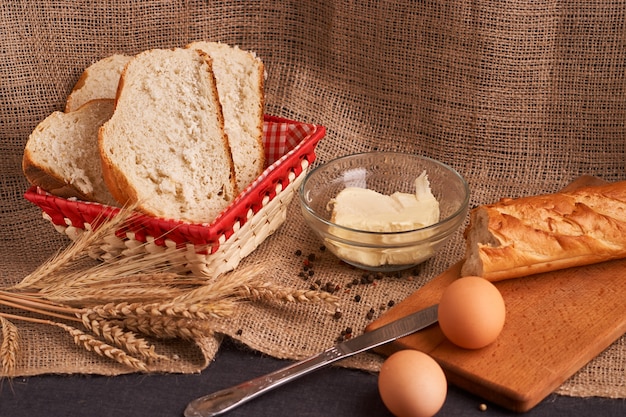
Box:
[184,304,439,417]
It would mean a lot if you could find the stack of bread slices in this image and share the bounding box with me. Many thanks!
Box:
[23,42,266,224]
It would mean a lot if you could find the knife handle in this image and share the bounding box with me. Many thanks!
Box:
[184,346,344,417]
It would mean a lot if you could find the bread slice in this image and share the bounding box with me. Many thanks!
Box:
[187,41,265,191]
[65,54,131,112]
[99,48,237,223]
[23,99,117,206]
[461,180,626,281]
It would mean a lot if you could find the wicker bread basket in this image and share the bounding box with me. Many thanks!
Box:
[24,115,326,277]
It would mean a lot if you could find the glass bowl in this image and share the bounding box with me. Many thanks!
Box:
[298,152,470,272]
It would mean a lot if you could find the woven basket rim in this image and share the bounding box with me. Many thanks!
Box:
[24,115,326,252]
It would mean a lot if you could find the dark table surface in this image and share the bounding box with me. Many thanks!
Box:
[0,338,624,417]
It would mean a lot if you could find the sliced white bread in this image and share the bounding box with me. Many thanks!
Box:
[23,99,118,206]
[65,54,131,112]
[99,48,237,223]
[187,41,265,191]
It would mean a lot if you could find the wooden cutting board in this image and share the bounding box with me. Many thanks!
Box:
[366,178,626,412]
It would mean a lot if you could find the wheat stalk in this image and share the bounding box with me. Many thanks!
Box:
[0,317,19,376]
[0,290,81,323]
[11,203,190,293]
[0,204,337,373]
[53,248,191,289]
[12,207,135,291]
[39,274,197,306]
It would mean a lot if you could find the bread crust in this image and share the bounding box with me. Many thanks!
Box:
[98,126,139,209]
[22,147,88,200]
[64,69,90,112]
[254,59,266,172]
[462,180,626,281]
[98,61,132,207]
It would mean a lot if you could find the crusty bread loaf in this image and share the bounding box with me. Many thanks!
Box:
[461,180,626,281]
[99,47,237,223]
[23,99,118,206]
[187,41,265,191]
[65,54,131,112]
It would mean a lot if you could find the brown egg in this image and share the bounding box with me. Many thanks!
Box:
[438,276,506,349]
[378,350,447,417]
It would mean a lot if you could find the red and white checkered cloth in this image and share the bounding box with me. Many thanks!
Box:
[263,116,317,165]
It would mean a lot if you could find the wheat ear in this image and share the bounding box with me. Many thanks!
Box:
[53,322,149,372]
[84,297,237,321]
[80,314,168,362]
[236,280,340,306]
[171,263,267,305]
[0,317,19,376]
[111,316,215,340]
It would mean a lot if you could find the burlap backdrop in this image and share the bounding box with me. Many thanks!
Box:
[1,0,624,398]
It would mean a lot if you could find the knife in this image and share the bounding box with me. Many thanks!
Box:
[184,304,439,417]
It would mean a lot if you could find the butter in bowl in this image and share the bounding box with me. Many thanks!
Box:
[298,152,469,271]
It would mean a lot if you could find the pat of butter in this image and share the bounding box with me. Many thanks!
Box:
[329,172,440,232]
[326,172,440,268]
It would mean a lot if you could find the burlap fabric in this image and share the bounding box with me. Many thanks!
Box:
[2,0,624,399]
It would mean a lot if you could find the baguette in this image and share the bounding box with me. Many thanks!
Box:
[461,180,626,281]
[99,48,237,223]
[23,99,117,206]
